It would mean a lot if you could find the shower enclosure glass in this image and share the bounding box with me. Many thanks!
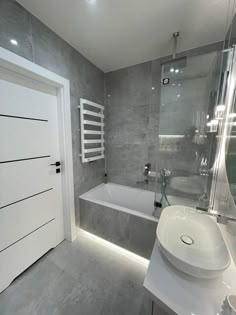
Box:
[156,50,225,210]
[209,47,236,220]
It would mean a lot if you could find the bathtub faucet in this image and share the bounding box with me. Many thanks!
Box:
[160,169,172,186]
[143,163,157,178]
[144,163,151,177]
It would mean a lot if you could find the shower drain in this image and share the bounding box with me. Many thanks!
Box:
[180,235,194,246]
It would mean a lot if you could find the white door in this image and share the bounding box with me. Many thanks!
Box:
[0,67,64,292]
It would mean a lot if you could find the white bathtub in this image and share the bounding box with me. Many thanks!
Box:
[80,183,158,222]
[79,183,197,258]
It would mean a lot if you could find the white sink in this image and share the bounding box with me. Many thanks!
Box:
[157,205,230,279]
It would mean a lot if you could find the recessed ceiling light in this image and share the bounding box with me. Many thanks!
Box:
[175,69,180,73]
[172,83,176,86]
[10,39,18,46]
[152,87,155,90]
[170,68,174,73]
[177,94,181,98]
[178,84,181,86]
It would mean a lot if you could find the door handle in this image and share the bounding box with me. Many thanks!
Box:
[50,161,61,167]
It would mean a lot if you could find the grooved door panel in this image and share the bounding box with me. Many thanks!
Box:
[0,158,52,208]
[0,70,56,120]
[0,117,50,162]
[0,65,64,294]
[0,220,57,293]
[0,190,56,251]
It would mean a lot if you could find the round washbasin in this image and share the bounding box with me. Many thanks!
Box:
[157,205,231,279]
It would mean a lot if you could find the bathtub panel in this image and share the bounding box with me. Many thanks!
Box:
[129,215,157,258]
[79,198,157,259]
[80,199,130,248]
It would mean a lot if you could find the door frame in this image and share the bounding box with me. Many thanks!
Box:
[0,47,76,242]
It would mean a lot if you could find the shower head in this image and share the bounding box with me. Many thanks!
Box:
[172,31,180,59]
[161,56,187,70]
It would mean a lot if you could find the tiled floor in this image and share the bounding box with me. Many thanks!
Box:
[0,230,151,315]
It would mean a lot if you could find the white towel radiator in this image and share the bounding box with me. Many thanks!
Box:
[78,98,105,163]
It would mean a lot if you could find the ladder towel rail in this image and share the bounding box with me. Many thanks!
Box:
[78,99,105,163]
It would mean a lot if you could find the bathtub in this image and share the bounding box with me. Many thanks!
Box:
[80,183,158,222]
[79,183,158,259]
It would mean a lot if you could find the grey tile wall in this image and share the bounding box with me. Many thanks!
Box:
[80,198,157,259]
[105,42,224,192]
[0,0,227,225]
[0,0,105,227]
[0,0,33,61]
[105,62,154,187]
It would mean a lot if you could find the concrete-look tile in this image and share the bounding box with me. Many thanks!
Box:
[106,104,149,146]
[0,255,75,315]
[107,144,147,170]
[80,198,157,258]
[105,67,130,106]
[0,233,150,315]
[0,0,33,61]
[70,48,105,102]
[108,142,148,183]
[105,61,153,186]
[128,61,152,106]
[105,61,152,107]
[129,216,157,259]
[148,104,160,133]
[31,15,72,79]
[148,144,159,171]
[105,171,141,188]
[153,303,170,315]
[100,287,146,315]
[80,199,131,249]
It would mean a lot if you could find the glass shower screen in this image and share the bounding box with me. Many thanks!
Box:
[157,51,223,210]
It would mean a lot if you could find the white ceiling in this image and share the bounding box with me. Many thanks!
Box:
[18,0,230,72]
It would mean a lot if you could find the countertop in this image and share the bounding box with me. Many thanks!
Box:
[143,240,236,315]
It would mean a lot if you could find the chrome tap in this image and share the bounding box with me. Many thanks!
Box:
[143,163,151,177]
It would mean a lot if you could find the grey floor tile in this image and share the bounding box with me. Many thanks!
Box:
[0,231,150,315]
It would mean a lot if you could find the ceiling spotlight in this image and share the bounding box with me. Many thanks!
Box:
[170,68,174,73]
[172,83,176,86]
[10,39,18,46]
[177,94,181,98]
[175,69,180,73]
[152,87,155,90]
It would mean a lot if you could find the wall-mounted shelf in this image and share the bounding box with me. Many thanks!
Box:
[78,98,105,163]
